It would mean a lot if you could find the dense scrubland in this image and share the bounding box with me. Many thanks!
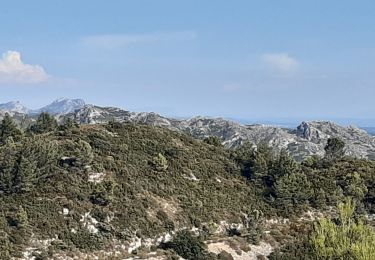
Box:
[0,113,374,259]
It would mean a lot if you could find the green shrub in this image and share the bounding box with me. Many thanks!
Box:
[160,230,213,260]
[203,136,222,147]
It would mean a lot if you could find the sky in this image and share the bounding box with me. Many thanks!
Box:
[0,0,375,123]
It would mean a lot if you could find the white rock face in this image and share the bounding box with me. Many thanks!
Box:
[127,237,142,253]
[183,172,199,181]
[80,212,99,234]
[22,237,57,260]
[207,241,273,260]
[88,172,105,183]
[155,232,173,244]
[62,208,69,215]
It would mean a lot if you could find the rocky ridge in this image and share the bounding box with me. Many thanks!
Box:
[0,98,85,116]
[1,100,375,160]
[63,104,375,160]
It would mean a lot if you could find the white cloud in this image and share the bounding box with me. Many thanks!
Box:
[0,51,50,84]
[261,53,299,73]
[81,31,197,49]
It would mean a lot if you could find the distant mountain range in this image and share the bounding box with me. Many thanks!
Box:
[1,98,375,160]
[0,101,30,114]
[0,98,86,115]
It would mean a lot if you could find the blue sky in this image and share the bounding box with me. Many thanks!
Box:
[0,0,375,122]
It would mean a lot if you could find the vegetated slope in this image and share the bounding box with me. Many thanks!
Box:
[0,122,264,258]
[0,117,375,259]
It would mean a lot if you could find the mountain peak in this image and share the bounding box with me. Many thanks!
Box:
[54,97,69,103]
[38,98,86,115]
[52,97,84,103]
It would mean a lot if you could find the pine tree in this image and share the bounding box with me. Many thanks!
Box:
[324,137,345,161]
[2,136,59,193]
[29,112,58,134]
[0,114,22,144]
[13,155,39,192]
[59,117,78,131]
[251,143,274,181]
[203,136,222,147]
[273,171,312,213]
[15,205,29,230]
[0,231,11,260]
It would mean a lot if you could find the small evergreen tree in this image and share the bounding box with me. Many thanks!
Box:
[12,154,39,193]
[273,171,312,214]
[233,142,256,179]
[0,114,22,144]
[1,137,59,193]
[29,112,58,134]
[0,231,12,260]
[203,136,222,147]
[15,205,29,230]
[271,149,299,178]
[59,117,78,131]
[324,137,345,161]
[250,143,274,181]
[90,178,116,206]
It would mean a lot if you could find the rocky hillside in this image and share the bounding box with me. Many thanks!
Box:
[63,104,375,160]
[1,117,375,259]
[0,122,270,259]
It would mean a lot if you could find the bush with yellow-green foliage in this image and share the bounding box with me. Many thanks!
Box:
[152,153,168,171]
[311,198,375,260]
